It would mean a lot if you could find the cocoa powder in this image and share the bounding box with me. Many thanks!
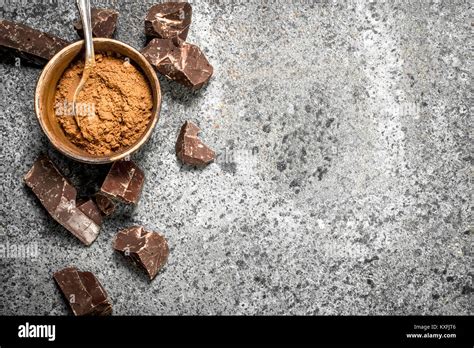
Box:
[54,53,153,156]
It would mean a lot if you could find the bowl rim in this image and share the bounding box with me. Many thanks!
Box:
[34,38,161,164]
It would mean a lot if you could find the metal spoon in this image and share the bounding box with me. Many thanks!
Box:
[72,0,95,125]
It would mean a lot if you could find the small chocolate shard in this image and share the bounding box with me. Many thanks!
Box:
[95,193,116,216]
[53,267,112,316]
[176,121,215,166]
[145,2,192,42]
[100,160,145,205]
[142,38,213,90]
[74,8,119,38]
[0,19,69,65]
[24,155,101,246]
[114,226,169,280]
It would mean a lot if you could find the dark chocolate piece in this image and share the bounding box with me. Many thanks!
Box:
[53,267,112,316]
[176,121,215,166]
[0,20,69,65]
[145,2,192,42]
[74,8,119,39]
[100,160,144,205]
[24,155,101,246]
[142,38,213,90]
[77,199,103,226]
[95,193,116,216]
[113,226,169,280]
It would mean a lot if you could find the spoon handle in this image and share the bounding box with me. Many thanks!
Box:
[76,0,95,66]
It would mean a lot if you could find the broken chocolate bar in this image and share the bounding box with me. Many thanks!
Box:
[176,121,215,166]
[74,8,119,39]
[24,155,101,246]
[142,38,213,90]
[145,2,192,42]
[113,226,169,280]
[100,160,145,205]
[53,267,112,316]
[0,20,69,65]
[95,193,116,216]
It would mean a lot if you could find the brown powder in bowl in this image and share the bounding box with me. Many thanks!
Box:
[54,53,153,156]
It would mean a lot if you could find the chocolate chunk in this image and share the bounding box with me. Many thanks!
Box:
[145,2,192,42]
[176,121,215,166]
[53,267,112,316]
[95,193,116,216]
[100,160,144,205]
[24,155,101,246]
[0,20,69,66]
[142,38,213,90]
[74,8,119,39]
[77,199,103,226]
[113,226,169,280]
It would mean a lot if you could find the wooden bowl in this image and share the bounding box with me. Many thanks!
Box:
[35,38,161,164]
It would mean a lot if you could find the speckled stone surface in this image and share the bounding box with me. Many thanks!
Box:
[0,0,471,315]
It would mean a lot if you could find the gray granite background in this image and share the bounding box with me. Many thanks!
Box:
[0,0,471,315]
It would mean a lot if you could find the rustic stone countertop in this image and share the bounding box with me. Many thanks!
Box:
[0,0,471,315]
